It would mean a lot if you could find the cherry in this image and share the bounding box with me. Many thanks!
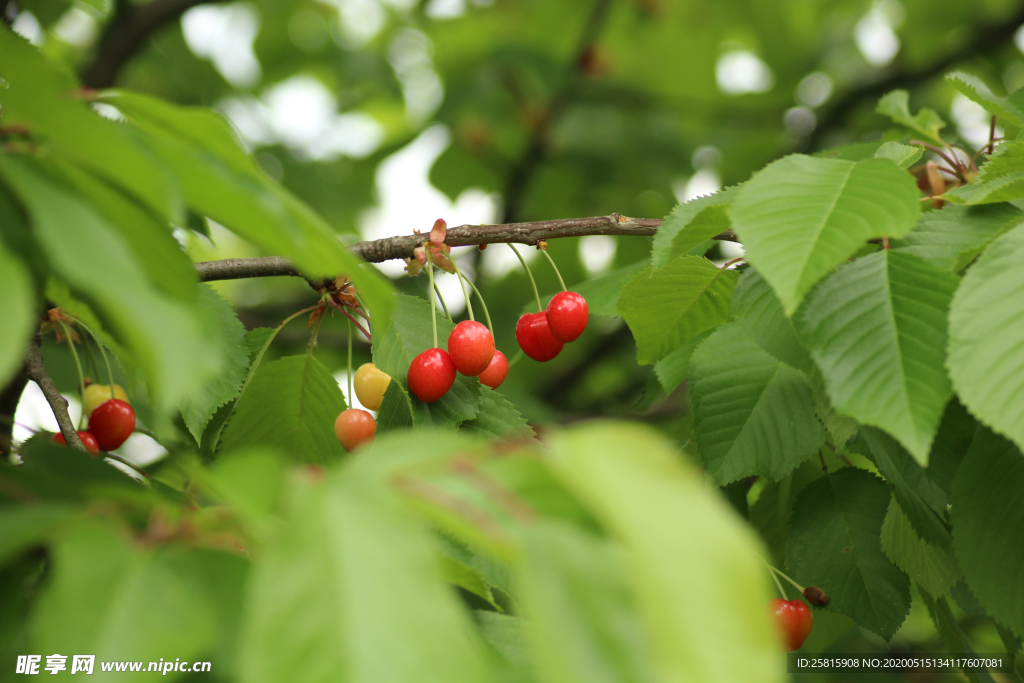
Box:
[354,363,391,411]
[546,291,588,343]
[334,408,376,451]
[83,383,128,416]
[53,431,100,456]
[407,348,457,402]
[448,320,495,376]
[88,399,136,451]
[768,599,813,651]
[515,312,564,362]
[478,350,509,389]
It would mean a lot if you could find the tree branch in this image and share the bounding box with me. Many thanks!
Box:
[809,4,1024,150]
[195,213,735,281]
[81,0,224,89]
[24,341,85,452]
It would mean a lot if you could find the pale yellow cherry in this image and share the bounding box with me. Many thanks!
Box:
[83,383,128,416]
[353,363,390,411]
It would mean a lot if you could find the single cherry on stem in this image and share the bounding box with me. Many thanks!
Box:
[516,312,564,362]
[335,408,376,451]
[546,291,589,343]
[768,599,813,651]
[478,350,509,389]
[448,320,495,376]
[408,348,457,402]
[53,431,100,456]
[88,399,135,451]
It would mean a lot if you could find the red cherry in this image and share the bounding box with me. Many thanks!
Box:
[478,350,509,389]
[546,291,589,343]
[515,312,564,362]
[448,320,495,376]
[407,348,457,402]
[768,599,813,651]
[334,408,376,451]
[53,431,101,456]
[88,399,136,451]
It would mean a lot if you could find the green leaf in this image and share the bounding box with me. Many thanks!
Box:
[475,612,533,675]
[796,251,957,463]
[876,90,947,146]
[238,465,490,683]
[860,428,951,549]
[461,387,534,440]
[0,504,74,565]
[566,259,648,318]
[0,156,221,411]
[945,71,1023,126]
[617,255,737,365]
[668,204,732,262]
[33,520,218,662]
[891,203,1023,272]
[414,374,482,430]
[815,141,885,161]
[435,530,518,602]
[947,223,1024,451]
[733,155,921,314]
[951,427,1024,637]
[919,592,998,683]
[652,328,713,394]
[548,422,783,683]
[880,499,959,599]
[874,141,924,169]
[925,399,977,503]
[100,91,393,332]
[375,381,415,433]
[944,140,1024,205]
[0,237,35,388]
[651,186,739,268]
[219,355,348,462]
[518,522,655,683]
[372,292,456,384]
[0,30,178,221]
[808,366,859,450]
[180,285,250,445]
[438,553,501,610]
[689,324,823,484]
[731,268,811,372]
[785,467,911,639]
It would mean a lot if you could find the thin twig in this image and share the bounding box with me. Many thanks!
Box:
[25,341,85,452]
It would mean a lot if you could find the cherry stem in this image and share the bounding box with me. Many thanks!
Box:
[721,256,745,269]
[989,114,997,155]
[105,452,149,479]
[57,320,86,429]
[464,277,494,337]
[507,349,525,369]
[449,253,475,321]
[432,282,452,322]
[73,319,116,399]
[508,244,542,312]
[763,557,788,600]
[347,318,354,407]
[910,141,964,178]
[768,562,806,593]
[426,245,438,348]
[306,308,325,358]
[539,248,567,292]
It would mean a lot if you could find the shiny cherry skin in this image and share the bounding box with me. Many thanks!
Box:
[354,363,391,411]
[83,383,128,416]
[407,348,457,402]
[546,291,589,343]
[87,399,136,451]
[334,408,376,451]
[53,431,101,456]
[448,320,495,376]
[768,599,813,651]
[515,312,564,362]
[478,350,509,389]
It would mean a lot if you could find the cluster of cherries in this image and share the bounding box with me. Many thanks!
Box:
[52,382,137,455]
[334,362,389,452]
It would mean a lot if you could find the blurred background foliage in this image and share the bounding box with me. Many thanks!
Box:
[7,0,1024,674]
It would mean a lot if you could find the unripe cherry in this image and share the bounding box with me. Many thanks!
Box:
[354,363,391,410]
[88,399,135,451]
[53,431,101,456]
[448,320,495,376]
[83,383,128,416]
[407,348,457,402]
[478,350,509,389]
[546,291,588,343]
[334,408,376,451]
